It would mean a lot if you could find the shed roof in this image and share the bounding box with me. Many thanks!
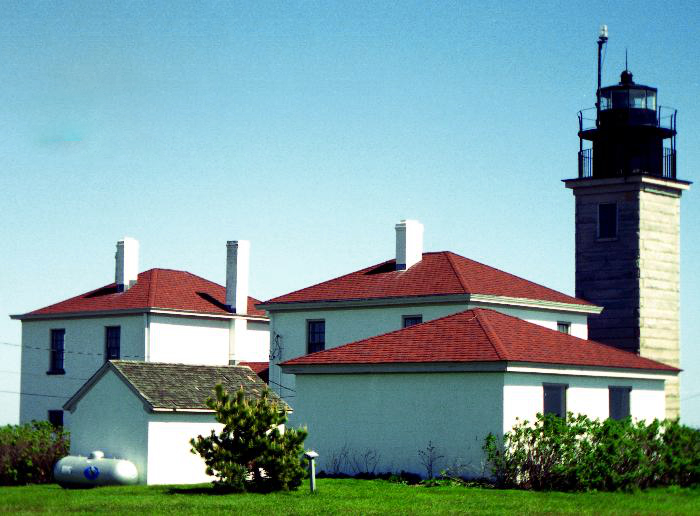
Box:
[64,361,286,413]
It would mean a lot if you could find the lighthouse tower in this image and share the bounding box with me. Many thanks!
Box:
[564,29,691,419]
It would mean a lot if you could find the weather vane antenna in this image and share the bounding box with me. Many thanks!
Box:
[596,24,609,127]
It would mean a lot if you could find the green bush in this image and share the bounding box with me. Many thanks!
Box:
[0,421,70,485]
[484,413,700,491]
[191,384,308,493]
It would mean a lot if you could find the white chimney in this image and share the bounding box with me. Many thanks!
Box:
[115,237,139,291]
[395,220,424,270]
[226,240,250,314]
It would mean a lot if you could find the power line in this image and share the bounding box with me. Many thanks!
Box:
[0,389,68,400]
[268,379,295,393]
[0,369,89,382]
[0,341,143,359]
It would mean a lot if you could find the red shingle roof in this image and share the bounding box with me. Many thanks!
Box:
[20,268,267,318]
[281,308,677,372]
[263,251,592,307]
[240,361,269,383]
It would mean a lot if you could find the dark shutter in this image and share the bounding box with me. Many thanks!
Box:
[49,329,65,373]
[609,387,631,420]
[105,326,121,361]
[543,384,567,418]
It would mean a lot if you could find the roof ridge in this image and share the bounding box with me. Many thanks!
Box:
[447,251,591,305]
[444,251,471,294]
[472,309,509,360]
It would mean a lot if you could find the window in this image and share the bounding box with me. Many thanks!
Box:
[598,203,618,239]
[307,320,325,354]
[557,322,571,334]
[105,326,121,361]
[48,329,65,374]
[403,315,423,328]
[609,386,631,420]
[48,410,63,428]
[543,383,567,418]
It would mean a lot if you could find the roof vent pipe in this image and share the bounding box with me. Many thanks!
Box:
[226,240,250,314]
[115,238,139,292]
[395,220,424,270]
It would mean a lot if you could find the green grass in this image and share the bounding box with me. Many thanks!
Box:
[0,479,698,515]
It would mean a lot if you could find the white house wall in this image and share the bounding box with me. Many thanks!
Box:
[148,315,229,365]
[146,414,223,485]
[292,372,504,478]
[67,369,149,483]
[237,320,270,362]
[147,315,269,366]
[19,315,145,424]
[502,371,666,434]
[269,302,588,399]
[480,306,588,339]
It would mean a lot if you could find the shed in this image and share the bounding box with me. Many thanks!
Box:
[64,361,286,485]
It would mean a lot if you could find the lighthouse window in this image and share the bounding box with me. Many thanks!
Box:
[646,91,656,110]
[630,89,646,109]
[598,203,618,239]
[612,90,629,109]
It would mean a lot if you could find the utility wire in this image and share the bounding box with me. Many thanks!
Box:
[0,369,89,382]
[0,389,68,399]
[0,341,143,359]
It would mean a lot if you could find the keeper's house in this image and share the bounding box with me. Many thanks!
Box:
[11,238,269,428]
[261,220,678,476]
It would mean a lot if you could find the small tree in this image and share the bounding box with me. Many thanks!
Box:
[190,384,307,492]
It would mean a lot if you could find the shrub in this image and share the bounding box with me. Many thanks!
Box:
[190,384,308,493]
[484,413,700,491]
[0,421,70,485]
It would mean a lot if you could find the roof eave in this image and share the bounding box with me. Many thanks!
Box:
[280,361,508,374]
[259,293,599,314]
[280,360,677,378]
[12,307,269,322]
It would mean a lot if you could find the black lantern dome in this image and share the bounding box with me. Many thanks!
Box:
[578,70,677,179]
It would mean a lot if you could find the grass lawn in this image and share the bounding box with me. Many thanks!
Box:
[0,479,698,515]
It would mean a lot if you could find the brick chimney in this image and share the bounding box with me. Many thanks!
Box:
[115,238,139,292]
[395,220,423,270]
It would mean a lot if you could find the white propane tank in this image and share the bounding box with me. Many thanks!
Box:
[54,451,138,488]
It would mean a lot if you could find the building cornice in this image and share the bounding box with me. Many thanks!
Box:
[468,294,601,315]
[259,293,599,315]
[280,360,675,379]
[11,307,269,323]
[563,175,691,195]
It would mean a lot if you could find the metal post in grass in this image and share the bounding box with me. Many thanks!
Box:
[304,450,319,493]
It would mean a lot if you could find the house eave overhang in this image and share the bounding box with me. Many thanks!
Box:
[280,360,676,379]
[259,293,598,315]
[468,294,601,315]
[280,361,508,375]
[11,307,269,322]
[506,362,679,380]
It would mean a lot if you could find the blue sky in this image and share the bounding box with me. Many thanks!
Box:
[1,1,699,426]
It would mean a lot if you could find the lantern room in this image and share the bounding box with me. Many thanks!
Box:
[578,69,677,180]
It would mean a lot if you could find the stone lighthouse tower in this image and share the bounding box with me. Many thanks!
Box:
[564,29,691,419]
